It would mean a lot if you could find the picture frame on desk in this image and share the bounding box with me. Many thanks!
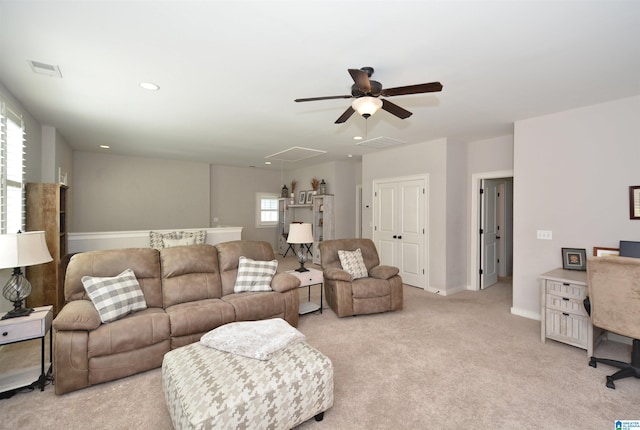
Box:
[593,246,619,257]
[562,247,587,271]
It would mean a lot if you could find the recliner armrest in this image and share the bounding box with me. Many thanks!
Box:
[369,265,400,280]
[323,267,353,282]
[271,272,301,293]
[53,300,102,331]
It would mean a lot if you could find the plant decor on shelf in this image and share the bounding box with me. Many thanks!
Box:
[311,177,320,193]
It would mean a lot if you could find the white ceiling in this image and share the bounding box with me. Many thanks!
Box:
[1,1,639,169]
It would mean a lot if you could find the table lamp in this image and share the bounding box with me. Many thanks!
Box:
[0,231,53,320]
[287,223,314,272]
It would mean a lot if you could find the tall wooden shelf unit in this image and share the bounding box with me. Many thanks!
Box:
[25,183,68,316]
[311,194,334,265]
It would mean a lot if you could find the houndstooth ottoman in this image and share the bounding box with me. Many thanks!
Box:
[162,340,333,430]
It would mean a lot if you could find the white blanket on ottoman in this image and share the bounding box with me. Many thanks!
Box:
[200,318,306,361]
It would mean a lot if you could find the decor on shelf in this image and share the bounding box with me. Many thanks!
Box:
[311,177,320,194]
[290,180,297,197]
[281,185,289,198]
[298,191,306,205]
[630,185,640,220]
[319,179,327,195]
[306,191,313,204]
[0,231,53,319]
[287,223,314,272]
[561,247,587,271]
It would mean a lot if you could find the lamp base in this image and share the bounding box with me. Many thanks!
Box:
[295,266,309,273]
[1,307,34,320]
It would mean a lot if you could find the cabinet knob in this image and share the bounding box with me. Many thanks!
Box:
[562,297,570,301]
[397,235,402,239]
[2,332,7,337]
[393,235,397,239]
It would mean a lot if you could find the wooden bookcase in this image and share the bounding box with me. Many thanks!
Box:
[25,183,68,315]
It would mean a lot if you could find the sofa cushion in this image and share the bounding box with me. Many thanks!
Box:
[233,256,278,293]
[351,277,391,298]
[87,308,169,357]
[165,298,236,338]
[223,291,287,322]
[338,248,368,279]
[82,268,147,323]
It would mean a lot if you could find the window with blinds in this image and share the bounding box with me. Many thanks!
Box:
[0,98,26,234]
[255,192,278,228]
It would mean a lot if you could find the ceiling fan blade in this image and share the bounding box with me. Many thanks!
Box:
[381,99,412,119]
[295,95,352,102]
[335,106,355,124]
[348,69,371,92]
[382,82,443,97]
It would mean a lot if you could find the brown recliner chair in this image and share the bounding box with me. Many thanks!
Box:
[319,238,403,317]
[586,255,640,389]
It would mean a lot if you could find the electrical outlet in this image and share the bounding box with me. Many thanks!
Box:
[537,230,552,240]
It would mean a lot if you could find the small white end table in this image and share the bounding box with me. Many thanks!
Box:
[287,268,323,315]
[0,305,53,395]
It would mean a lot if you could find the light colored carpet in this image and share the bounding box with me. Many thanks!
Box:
[0,257,637,429]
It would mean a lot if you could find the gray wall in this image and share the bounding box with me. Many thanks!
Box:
[72,151,210,231]
[210,164,281,248]
[512,95,640,318]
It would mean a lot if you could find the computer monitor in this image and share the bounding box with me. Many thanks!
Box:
[619,240,640,258]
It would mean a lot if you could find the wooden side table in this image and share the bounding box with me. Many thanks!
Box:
[287,268,324,315]
[0,305,53,395]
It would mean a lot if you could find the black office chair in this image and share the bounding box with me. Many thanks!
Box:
[586,255,640,389]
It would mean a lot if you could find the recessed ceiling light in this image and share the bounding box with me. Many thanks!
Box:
[353,136,363,140]
[265,161,272,165]
[139,82,160,91]
[100,145,110,149]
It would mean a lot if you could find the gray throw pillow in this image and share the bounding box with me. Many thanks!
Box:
[82,268,147,323]
[233,256,278,293]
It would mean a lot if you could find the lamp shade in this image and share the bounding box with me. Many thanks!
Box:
[0,231,53,269]
[287,223,313,244]
[352,96,383,118]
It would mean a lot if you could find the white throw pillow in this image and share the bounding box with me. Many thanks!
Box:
[82,268,147,323]
[149,231,178,249]
[233,256,278,293]
[181,230,207,244]
[338,248,368,279]
[162,236,196,247]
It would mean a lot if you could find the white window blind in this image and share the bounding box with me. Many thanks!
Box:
[255,193,278,228]
[0,98,26,234]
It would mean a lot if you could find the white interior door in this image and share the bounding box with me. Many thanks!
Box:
[480,179,499,288]
[373,177,426,288]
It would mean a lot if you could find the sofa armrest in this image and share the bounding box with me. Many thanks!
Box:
[369,265,400,280]
[271,272,301,293]
[324,267,353,282]
[53,300,102,331]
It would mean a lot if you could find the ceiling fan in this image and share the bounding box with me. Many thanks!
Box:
[294,67,443,124]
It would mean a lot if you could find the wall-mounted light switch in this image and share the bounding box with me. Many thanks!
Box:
[537,230,552,240]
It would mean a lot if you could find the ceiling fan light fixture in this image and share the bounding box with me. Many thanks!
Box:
[352,96,382,118]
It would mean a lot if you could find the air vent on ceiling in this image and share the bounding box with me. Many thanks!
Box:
[265,146,327,162]
[28,60,63,78]
[356,136,407,149]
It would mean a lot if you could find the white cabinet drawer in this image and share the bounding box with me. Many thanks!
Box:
[546,280,586,299]
[545,309,589,348]
[546,294,587,316]
[0,319,44,343]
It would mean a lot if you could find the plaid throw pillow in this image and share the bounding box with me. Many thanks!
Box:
[82,268,147,323]
[338,248,368,279]
[233,256,278,293]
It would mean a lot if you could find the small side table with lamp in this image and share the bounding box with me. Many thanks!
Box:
[0,231,54,396]
[286,223,324,314]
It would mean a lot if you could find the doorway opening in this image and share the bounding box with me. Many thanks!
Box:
[470,171,514,291]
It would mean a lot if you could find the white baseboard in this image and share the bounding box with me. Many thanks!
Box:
[511,307,540,321]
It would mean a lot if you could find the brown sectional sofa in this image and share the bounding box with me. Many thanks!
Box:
[52,240,300,395]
